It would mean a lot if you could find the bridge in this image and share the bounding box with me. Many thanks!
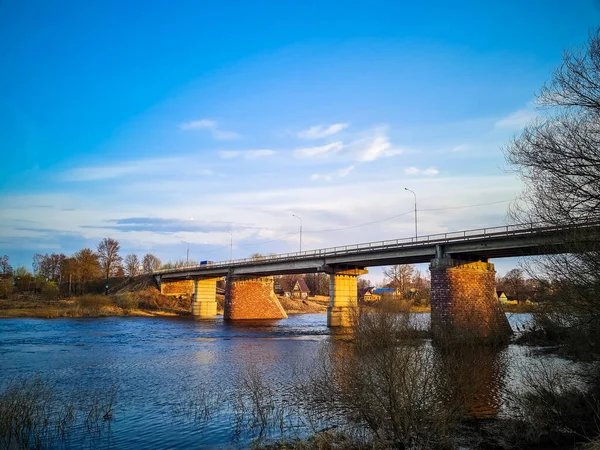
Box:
[154,221,600,342]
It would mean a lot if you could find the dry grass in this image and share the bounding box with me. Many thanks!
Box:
[0,289,189,319]
[277,296,327,314]
[0,377,116,449]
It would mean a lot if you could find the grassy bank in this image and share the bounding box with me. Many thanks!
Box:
[0,288,190,319]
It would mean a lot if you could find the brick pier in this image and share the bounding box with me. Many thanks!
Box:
[430,258,512,343]
[224,276,287,320]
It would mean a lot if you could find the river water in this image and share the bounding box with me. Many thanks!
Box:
[0,313,553,449]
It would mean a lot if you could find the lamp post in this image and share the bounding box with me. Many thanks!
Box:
[404,188,417,238]
[182,240,189,266]
[227,231,233,262]
[292,214,303,253]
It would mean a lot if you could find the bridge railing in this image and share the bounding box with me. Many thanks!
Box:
[153,221,596,274]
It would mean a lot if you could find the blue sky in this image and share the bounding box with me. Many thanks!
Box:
[1,0,598,282]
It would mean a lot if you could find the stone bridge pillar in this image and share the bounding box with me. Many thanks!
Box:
[191,278,221,318]
[327,267,368,327]
[224,276,287,320]
[430,258,512,343]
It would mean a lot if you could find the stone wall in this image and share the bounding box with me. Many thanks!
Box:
[160,279,194,296]
[224,276,287,320]
[430,258,512,342]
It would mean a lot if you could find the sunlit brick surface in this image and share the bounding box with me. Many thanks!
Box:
[430,259,512,341]
[160,279,194,296]
[224,276,287,320]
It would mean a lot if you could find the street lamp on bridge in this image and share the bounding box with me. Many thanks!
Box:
[182,240,190,266]
[404,188,417,239]
[292,214,303,253]
[226,231,233,262]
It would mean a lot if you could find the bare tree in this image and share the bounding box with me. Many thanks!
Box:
[505,29,600,357]
[33,253,66,281]
[142,253,161,274]
[0,255,13,277]
[124,254,140,277]
[97,238,123,280]
[383,264,415,299]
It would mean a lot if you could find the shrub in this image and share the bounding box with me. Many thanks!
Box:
[41,282,59,301]
[77,294,111,314]
[504,360,600,447]
[0,281,12,299]
[305,307,475,448]
[114,292,138,311]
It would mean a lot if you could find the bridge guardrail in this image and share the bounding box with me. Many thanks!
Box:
[153,221,599,275]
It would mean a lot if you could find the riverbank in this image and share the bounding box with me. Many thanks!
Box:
[0,289,329,319]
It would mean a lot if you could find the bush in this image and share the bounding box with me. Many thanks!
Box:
[503,360,600,447]
[0,281,12,299]
[305,307,476,449]
[77,295,111,314]
[41,282,59,301]
[114,292,138,311]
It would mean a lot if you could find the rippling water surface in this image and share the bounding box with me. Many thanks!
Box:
[0,313,538,448]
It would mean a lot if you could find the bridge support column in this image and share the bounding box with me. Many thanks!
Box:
[327,267,368,327]
[191,278,220,318]
[430,258,512,343]
[224,276,287,320]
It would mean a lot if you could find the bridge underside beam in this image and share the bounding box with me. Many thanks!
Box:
[430,258,512,344]
[327,267,368,327]
[224,276,287,320]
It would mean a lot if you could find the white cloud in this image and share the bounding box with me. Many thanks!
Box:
[246,149,276,159]
[180,118,240,140]
[179,119,217,130]
[298,123,348,139]
[62,157,187,181]
[403,167,439,176]
[353,128,403,162]
[311,164,355,182]
[218,149,276,159]
[213,130,241,140]
[218,150,242,159]
[495,106,537,130]
[294,141,344,158]
[338,165,355,177]
[311,173,332,181]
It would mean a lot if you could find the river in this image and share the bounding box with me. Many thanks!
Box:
[0,313,555,449]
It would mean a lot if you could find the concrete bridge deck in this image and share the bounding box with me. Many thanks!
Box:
[154,220,600,339]
[154,221,600,280]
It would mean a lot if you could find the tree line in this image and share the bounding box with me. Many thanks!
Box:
[0,238,164,297]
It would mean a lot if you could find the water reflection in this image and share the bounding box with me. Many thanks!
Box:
[0,313,555,449]
[434,345,507,419]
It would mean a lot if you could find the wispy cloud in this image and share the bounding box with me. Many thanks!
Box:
[179,119,217,130]
[213,129,241,140]
[404,167,439,176]
[179,118,240,140]
[311,164,355,182]
[495,105,537,130]
[294,141,344,158]
[298,123,348,139]
[352,127,403,162]
[61,156,217,182]
[218,149,276,159]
